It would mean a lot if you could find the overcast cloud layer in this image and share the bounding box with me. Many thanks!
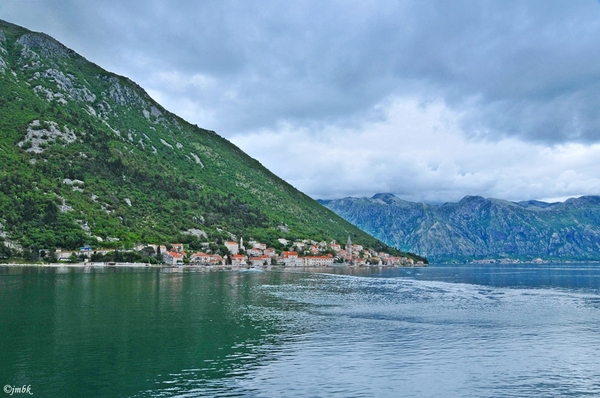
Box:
[2,0,600,202]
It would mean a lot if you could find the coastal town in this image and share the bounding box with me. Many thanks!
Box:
[54,236,424,267]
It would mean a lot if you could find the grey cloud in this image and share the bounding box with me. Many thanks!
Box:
[462,87,600,143]
[3,0,600,142]
[396,1,600,143]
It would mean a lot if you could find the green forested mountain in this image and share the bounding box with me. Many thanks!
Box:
[0,19,418,261]
[320,193,600,263]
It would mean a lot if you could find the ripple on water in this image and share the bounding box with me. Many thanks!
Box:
[230,271,600,398]
[2,265,599,398]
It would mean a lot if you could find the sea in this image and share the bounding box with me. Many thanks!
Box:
[1,263,599,398]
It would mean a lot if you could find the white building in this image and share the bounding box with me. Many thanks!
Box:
[281,251,302,266]
[225,241,239,254]
[163,251,184,266]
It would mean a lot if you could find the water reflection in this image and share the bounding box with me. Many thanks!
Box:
[1,265,599,397]
[0,267,305,397]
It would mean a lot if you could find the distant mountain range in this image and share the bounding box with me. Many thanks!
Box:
[0,19,420,262]
[319,193,600,263]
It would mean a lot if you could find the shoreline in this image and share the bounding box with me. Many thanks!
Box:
[0,262,425,272]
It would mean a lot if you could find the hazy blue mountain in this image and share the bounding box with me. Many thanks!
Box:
[319,193,600,263]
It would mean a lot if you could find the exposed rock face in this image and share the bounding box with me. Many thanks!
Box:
[320,193,600,262]
[17,120,77,153]
[0,29,7,72]
[31,69,96,103]
[103,76,145,107]
[17,32,73,63]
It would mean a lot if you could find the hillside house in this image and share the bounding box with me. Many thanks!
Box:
[171,243,184,253]
[190,252,223,265]
[249,255,270,266]
[282,251,298,259]
[190,252,211,265]
[211,254,224,265]
[230,254,246,266]
[282,251,301,266]
[246,247,263,257]
[225,241,239,254]
[263,248,277,258]
[354,257,366,266]
[163,251,184,266]
[330,242,341,252]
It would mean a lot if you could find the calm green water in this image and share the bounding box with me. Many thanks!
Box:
[0,267,297,397]
[1,264,599,397]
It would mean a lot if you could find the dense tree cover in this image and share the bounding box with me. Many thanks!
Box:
[0,19,426,264]
[90,250,158,264]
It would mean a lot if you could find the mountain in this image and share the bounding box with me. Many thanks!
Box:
[319,193,600,263]
[0,19,421,262]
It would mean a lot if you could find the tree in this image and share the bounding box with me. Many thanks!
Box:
[141,246,155,257]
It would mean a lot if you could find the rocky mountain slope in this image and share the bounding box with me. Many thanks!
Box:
[319,193,600,263]
[0,19,419,261]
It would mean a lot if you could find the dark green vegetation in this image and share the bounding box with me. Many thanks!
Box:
[320,193,600,263]
[0,20,423,263]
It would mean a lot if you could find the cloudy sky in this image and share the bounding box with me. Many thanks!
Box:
[3,1,600,203]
